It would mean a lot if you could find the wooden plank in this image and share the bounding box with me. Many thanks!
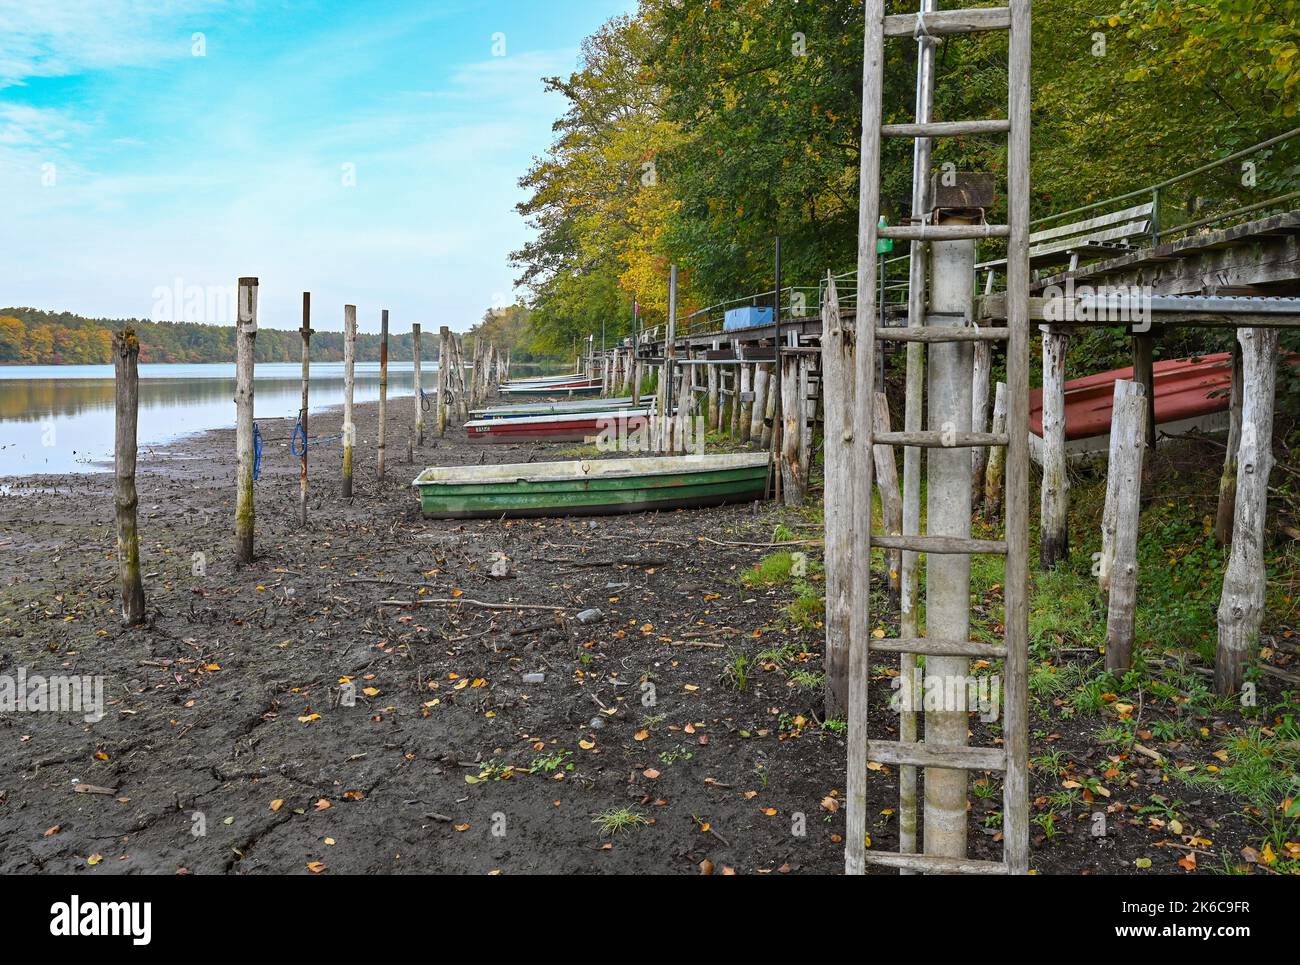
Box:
[868,740,1006,771]
[1028,202,1155,246]
[882,6,1010,36]
[870,638,1007,657]
[872,534,1007,554]
[881,223,1010,241]
[882,119,1009,137]
[875,430,1008,447]
[877,326,1008,342]
[864,851,1007,875]
[1002,0,1032,878]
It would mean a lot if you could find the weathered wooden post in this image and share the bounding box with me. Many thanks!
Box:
[761,360,777,450]
[298,292,311,528]
[1215,340,1243,545]
[923,234,976,861]
[729,359,742,439]
[411,323,424,446]
[821,277,852,718]
[751,363,770,445]
[437,325,450,437]
[779,339,805,504]
[234,277,257,565]
[453,335,471,419]
[971,340,992,498]
[660,265,678,454]
[738,364,754,443]
[1132,332,1157,449]
[983,381,1008,519]
[1103,381,1146,671]
[341,304,356,498]
[1039,325,1070,567]
[706,341,720,430]
[377,309,388,482]
[113,328,145,624]
[1216,327,1279,694]
[873,392,902,602]
[1098,379,1145,592]
[468,335,480,407]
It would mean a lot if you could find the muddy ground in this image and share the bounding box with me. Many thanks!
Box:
[0,392,1286,874]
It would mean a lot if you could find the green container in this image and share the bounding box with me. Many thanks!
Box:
[413,453,771,519]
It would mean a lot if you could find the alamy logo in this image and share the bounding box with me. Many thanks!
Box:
[50,896,151,945]
[0,668,104,723]
[1041,277,1153,333]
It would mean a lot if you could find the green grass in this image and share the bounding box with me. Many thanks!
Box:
[592,807,649,836]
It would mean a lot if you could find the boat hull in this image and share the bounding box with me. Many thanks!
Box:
[465,409,654,444]
[413,453,770,519]
[498,381,603,396]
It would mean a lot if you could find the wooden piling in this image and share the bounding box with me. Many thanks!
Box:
[412,323,424,446]
[298,293,311,528]
[234,277,257,565]
[377,309,388,481]
[983,381,1008,519]
[1098,379,1144,593]
[1216,327,1279,694]
[872,391,902,602]
[1039,326,1070,568]
[1215,340,1243,545]
[437,326,450,437]
[113,328,145,624]
[707,342,720,430]
[820,278,852,719]
[738,364,754,443]
[1104,381,1146,672]
[779,349,805,505]
[752,363,770,445]
[970,340,992,498]
[1132,332,1157,449]
[341,304,356,498]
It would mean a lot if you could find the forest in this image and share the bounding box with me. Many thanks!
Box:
[511,0,1299,366]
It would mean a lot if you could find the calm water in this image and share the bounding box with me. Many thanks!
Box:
[0,362,427,476]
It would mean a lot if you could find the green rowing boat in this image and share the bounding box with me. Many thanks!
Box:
[412,452,770,518]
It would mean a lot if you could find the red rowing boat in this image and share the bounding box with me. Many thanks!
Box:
[465,408,656,444]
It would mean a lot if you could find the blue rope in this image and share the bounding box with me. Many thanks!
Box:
[252,422,263,481]
[290,416,308,457]
[420,387,432,412]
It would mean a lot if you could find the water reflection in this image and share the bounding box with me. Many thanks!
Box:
[0,362,424,475]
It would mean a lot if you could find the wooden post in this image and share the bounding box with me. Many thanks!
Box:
[730,362,742,439]
[1132,332,1156,449]
[298,293,311,528]
[1216,327,1279,694]
[661,265,678,454]
[739,364,754,443]
[761,360,777,449]
[234,277,257,565]
[412,324,424,446]
[341,304,356,498]
[1104,381,1146,672]
[437,326,450,437]
[674,350,692,452]
[779,347,805,505]
[113,328,145,624]
[707,343,720,430]
[453,336,470,419]
[377,309,388,481]
[1039,326,1070,568]
[1215,340,1243,545]
[983,381,1008,519]
[820,278,852,718]
[468,335,480,407]
[873,392,903,602]
[1099,379,1145,593]
[797,358,812,477]
[970,340,992,499]
[751,363,769,445]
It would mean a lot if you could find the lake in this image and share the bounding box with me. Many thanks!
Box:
[0,362,429,476]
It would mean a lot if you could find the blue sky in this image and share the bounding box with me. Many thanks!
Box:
[0,0,634,334]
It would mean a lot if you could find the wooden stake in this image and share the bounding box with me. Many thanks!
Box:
[1104,382,1146,672]
[341,304,356,498]
[1216,327,1279,694]
[983,381,1008,519]
[739,364,754,443]
[970,339,992,497]
[1099,379,1144,593]
[113,328,145,624]
[377,309,388,481]
[1132,332,1156,449]
[873,392,903,602]
[1215,339,1243,544]
[821,278,852,719]
[234,277,257,565]
[779,348,805,505]
[753,363,772,446]
[1039,326,1070,568]
[299,292,311,528]
[437,326,450,438]
[412,323,424,447]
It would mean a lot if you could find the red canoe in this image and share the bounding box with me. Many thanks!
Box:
[1029,352,1234,442]
[465,408,656,444]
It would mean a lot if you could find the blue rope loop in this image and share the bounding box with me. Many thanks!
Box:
[252,422,264,481]
[420,387,432,412]
[290,415,308,457]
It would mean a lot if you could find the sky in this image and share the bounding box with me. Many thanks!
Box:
[0,0,634,335]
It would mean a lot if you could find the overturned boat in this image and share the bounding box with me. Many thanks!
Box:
[465,407,655,444]
[412,452,770,518]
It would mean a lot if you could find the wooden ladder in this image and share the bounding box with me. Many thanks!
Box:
[845,0,1032,875]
